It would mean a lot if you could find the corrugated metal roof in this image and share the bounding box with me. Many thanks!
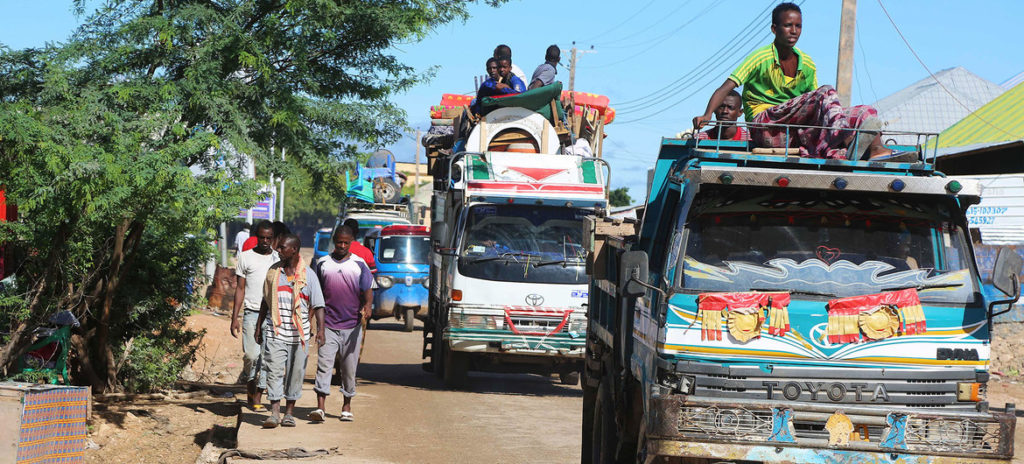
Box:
[936,81,1024,149]
[1002,71,1024,90]
[872,67,1005,145]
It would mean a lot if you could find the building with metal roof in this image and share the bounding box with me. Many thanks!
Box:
[934,80,1024,172]
[873,67,1005,145]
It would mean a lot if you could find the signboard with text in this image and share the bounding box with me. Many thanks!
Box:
[239,194,276,221]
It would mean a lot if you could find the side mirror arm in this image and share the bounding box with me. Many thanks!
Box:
[628,275,667,299]
[989,274,1020,318]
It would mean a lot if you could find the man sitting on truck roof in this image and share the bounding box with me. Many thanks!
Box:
[692,3,891,160]
[477,55,526,99]
[697,90,750,141]
[494,44,527,84]
[528,45,560,90]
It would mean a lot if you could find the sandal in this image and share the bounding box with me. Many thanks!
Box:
[281,415,296,427]
[307,409,326,422]
[340,411,354,422]
[250,404,267,412]
[262,416,279,428]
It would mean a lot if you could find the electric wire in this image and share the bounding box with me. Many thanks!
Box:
[616,27,773,117]
[877,0,1020,139]
[610,0,776,109]
[855,19,879,103]
[577,0,657,45]
[577,1,721,70]
[590,0,695,48]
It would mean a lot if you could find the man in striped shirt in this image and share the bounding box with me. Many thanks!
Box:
[255,234,325,428]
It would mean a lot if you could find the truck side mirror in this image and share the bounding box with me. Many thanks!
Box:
[993,247,1022,297]
[620,250,650,298]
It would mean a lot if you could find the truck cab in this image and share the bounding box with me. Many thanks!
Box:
[584,128,1019,463]
[364,225,431,332]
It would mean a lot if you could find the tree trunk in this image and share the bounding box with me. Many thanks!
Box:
[92,218,145,392]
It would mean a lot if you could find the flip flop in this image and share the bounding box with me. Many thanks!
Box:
[869,150,920,163]
[281,415,296,427]
[250,404,267,412]
[340,411,354,422]
[262,416,279,429]
[307,409,326,422]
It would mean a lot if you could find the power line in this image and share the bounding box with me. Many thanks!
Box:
[610,0,776,108]
[876,0,1020,139]
[577,1,720,70]
[855,18,879,103]
[577,0,657,45]
[589,0,695,48]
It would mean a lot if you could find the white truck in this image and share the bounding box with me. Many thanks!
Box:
[422,84,613,388]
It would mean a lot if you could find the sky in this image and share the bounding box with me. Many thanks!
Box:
[4,0,1023,202]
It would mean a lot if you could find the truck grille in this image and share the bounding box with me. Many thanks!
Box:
[507,316,563,334]
[678,363,979,409]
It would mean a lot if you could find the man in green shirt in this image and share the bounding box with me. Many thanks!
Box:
[693,3,891,160]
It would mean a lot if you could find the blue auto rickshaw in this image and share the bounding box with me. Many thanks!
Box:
[363,225,430,332]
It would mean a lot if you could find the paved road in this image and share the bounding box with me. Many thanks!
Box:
[234,321,583,464]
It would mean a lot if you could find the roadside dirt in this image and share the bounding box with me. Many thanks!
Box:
[80,289,1024,463]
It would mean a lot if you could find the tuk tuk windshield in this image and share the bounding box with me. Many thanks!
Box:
[678,187,978,303]
[458,204,588,284]
[377,235,431,264]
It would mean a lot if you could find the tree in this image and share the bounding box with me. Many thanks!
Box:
[609,187,633,207]
[0,0,498,392]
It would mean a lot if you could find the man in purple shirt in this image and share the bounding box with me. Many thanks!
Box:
[309,225,373,422]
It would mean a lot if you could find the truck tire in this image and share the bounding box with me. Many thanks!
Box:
[373,178,401,204]
[403,308,415,332]
[591,382,619,464]
[443,345,469,389]
[559,371,580,386]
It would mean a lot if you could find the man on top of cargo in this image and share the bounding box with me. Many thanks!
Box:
[696,90,750,141]
[528,45,560,90]
[692,2,892,160]
[493,44,527,84]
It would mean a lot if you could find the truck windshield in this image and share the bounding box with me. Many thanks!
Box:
[457,204,588,284]
[679,188,978,303]
[377,235,430,264]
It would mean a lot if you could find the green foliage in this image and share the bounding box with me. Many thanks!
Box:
[609,187,634,207]
[0,0,499,391]
[119,328,204,393]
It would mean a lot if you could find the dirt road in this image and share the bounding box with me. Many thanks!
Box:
[233,320,583,464]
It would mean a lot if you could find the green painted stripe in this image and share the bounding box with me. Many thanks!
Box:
[581,160,598,184]
[469,154,490,180]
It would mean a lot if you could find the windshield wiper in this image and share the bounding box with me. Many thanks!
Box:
[463,252,542,264]
[880,282,965,292]
[534,258,586,268]
[750,288,837,298]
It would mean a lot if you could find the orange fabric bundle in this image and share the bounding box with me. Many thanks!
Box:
[827,288,925,344]
[697,292,790,341]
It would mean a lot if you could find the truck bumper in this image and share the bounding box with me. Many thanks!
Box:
[645,395,1015,462]
[447,329,585,358]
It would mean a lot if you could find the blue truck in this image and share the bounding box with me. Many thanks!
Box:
[583,126,1019,463]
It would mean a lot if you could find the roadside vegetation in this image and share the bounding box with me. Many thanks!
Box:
[0,0,499,393]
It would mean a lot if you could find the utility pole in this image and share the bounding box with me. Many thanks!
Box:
[278,147,286,221]
[835,0,857,107]
[565,42,596,93]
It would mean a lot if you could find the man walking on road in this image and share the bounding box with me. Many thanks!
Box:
[231,220,276,411]
[255,234,325,428]
[309,225,373,422]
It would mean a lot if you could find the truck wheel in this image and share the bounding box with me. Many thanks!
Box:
[403,308,415,332]
[373,178,401,204]
[559,371,580,386]
[591,382,619,464]
[443,345,469,389]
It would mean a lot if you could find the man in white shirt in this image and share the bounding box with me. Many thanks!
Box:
[231,220,277,411]
[234,223,250,255]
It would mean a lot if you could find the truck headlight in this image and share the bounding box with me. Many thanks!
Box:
[375,275,394,289]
